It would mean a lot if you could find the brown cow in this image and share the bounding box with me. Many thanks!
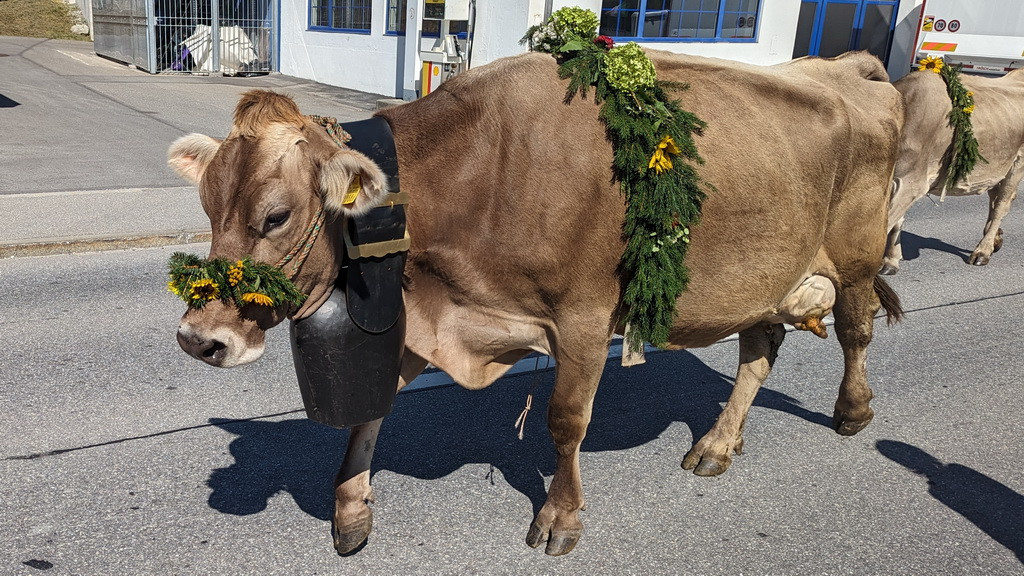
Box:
[167,50,902,556]
[882,68,1024,274]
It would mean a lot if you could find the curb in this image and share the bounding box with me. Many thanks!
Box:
[0,231,212,259]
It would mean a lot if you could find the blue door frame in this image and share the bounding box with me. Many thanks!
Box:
[799,0,900,64]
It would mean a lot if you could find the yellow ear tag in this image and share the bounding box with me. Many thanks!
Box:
[343,175,361,206]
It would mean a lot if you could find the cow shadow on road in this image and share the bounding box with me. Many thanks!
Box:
[899,231,973,263]
[206,349,832,521]
[876,440,1024,564]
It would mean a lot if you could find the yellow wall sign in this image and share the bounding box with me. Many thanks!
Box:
[922,15,934,31]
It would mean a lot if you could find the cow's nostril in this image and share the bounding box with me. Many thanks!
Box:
[202,340,227,359]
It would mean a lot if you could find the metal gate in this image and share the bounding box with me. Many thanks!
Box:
[92,0,277,75]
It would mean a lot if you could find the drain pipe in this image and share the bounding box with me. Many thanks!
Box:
[465,0,476,69]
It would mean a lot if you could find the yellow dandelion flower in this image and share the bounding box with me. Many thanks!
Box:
[963,104,975,114]
[918,56,944,73]
[227,260,244,286]
[189,278,219,301]
[241,292,274,306]
[167,281,181,295]
[966,91,974,98]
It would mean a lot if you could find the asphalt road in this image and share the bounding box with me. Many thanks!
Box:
[2,194,1023,575]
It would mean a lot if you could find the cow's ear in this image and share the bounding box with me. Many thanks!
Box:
[168,134,221,185]
[320,149,389,216]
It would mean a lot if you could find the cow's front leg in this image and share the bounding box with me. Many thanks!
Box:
[333,417,382,554]
[831,278,881,435]
[332,352,427,554]
[526,340,608,556]
[683,323,785,476]
[969,174,1020,265]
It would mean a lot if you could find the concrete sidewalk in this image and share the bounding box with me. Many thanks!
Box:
[0,36,393,257]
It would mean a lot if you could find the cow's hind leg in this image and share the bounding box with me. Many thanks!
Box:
[831,276,900,435]
[526,335,609,556]
[332,353,428,555]
[682,323,785,476]
[969,169,1021,266]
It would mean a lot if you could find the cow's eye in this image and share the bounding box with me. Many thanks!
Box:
[264,210,290,232]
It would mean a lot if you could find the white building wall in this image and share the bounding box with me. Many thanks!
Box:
[279,0,404,96]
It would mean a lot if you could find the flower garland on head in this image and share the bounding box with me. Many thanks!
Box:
[918,56,985,190]
[168,252,308,310]
[523,7,710,352]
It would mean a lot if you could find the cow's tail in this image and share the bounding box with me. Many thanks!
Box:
[874,275,904,325]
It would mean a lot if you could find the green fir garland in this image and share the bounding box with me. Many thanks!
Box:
[168,252,308,310]
[523,7,710,351]
[938,63,984,189]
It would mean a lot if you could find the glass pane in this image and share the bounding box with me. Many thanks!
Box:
[600,1,639,36]
[792,1,818,58]
[643,6,672,37]
[696,10,718,37]
[859,4,894,62]
[721,11,754,38]
[311,0,328,27]
[725,0,756,11]
[387,0,407,32]
[819,1,857,57]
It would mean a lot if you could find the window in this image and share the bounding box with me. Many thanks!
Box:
[387,0,407,34]
[310,0,372,33]
[600,0,761,41]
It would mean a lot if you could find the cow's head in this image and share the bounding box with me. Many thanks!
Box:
[167,90,389,367]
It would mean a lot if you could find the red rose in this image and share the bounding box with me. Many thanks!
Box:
[594,35,614,50]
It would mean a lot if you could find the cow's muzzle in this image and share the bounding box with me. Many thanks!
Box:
[176,322,265,367]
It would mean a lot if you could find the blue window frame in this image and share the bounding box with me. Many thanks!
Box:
[601,0,762,42]
[310,0,372,33]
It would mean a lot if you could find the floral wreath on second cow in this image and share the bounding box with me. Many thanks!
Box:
[917,55,985,191]
[523,7,712,352]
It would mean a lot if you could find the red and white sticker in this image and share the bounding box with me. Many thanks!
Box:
[948,19,960,33]
[934,19,946,32]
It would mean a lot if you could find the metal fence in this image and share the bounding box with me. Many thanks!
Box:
[93,0,276,75]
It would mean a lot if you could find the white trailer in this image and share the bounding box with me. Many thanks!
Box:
[913,0,1024,75]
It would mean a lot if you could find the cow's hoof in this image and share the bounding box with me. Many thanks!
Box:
[879,262,899,276]
[682,449,731,476]
[332,511,373,555]
[832,412,873,436]
[969,252,990,266]
[526,509,583,556]
[526,522,582,556]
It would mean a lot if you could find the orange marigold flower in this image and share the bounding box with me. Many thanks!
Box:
[241,292,274,306]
